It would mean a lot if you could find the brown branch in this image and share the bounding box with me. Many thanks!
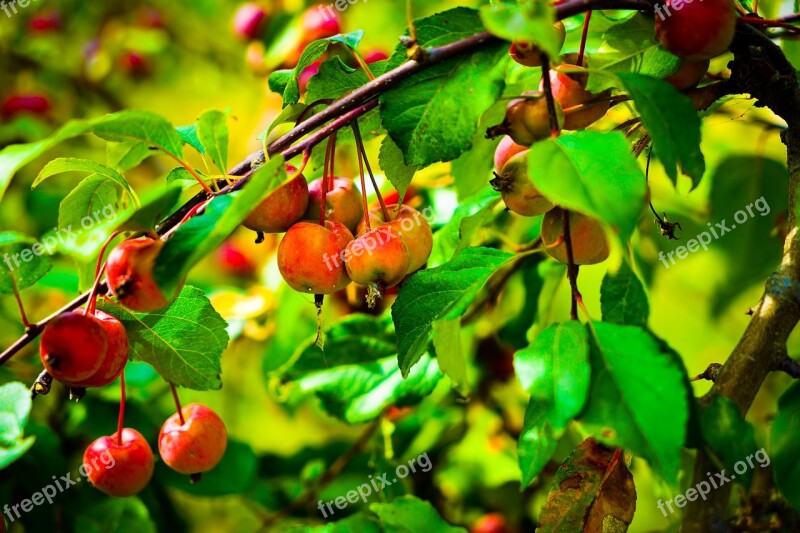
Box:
[682,24,800,532]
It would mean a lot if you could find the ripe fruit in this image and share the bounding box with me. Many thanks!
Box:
[490,152,554,217]
[233,3,268,40]
[304,177,363,232]
[29,10,61,33]
[243,167,309,233]
[664,58,709,90]
[472,513,511,533]
[40,311,107,384]
[301,5,341,42]
[541,207,610,265]
[364,49,389,64]
[159,403,227,475]
[84,428,154,497]
[655,0,736,61]
[540,54,611,130]
[356,205,433,274]
[106,237,182,313]
[78,311,129,388]
[278,220,353,294]
[298,60,322,92]
[1,93,50,119]
[494,136,527,171]
[508,22,566,67]
[490,95,564,146]
[215,241,257,277]
[344,226,410,289]
[118,51,150,78]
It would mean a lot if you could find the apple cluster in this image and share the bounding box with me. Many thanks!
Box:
[38,236,227,497]
[244,165,433,303]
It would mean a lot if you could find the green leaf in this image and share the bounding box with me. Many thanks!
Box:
[107,139,153,171]
[515,322,590,486]
[772,382,800,510]
[74,497,156,533]
[700,396,759,488]
[433,318,469,397]
[57,176,133,244]
[428,187,500,268]
[479,1,560,59]
[296,354,441,424]
[34,158,136,199]
[370,496,468,533]
[281,314,397,380]
[378,136,420,201]
[617,73,705,185]
[266,103,307,136]
[197,110,229,172]
[58,185,181,262]
[380,8,507,166]
[270,30,365,106]
[0,232,52,294]
[0,382,35,469]
[176,124,204,154]
[302,512,383,532]
[451,102,505,201]
[90,110,185,159]
[579,322,688,483]
[587,14,681,93]
[99,286,229,390]
[600,262,649,328]
[152,157,286,298]
[528,131,646,243]
[392,247,513,376]
[307,58,370,102]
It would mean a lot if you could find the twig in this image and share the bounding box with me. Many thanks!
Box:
[777,357,800,378]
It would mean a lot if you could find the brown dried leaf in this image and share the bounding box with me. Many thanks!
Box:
[537,437,636,533]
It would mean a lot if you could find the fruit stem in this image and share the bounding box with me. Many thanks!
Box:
[355,125,372,233]
[577,11,592,67]
[117,372,126,446]
[405,0,418,47]
[87,230,124,316]
[170,383,186,425]
[9,274,30,328]
[562,94,630,115]
[353,122,391,221]
[169,154,214,195]
[320,136,336,226]
[561,210,580,321]
[290,149,311,179]
[738,16,800,32]
[539,54,561,139]
[350,49,376,81]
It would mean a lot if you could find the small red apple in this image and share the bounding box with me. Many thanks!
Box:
[159,403,227,475]
[84,428,154,497]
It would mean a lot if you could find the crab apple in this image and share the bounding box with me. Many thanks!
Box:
[76,310,129,388]
[233,3,268,40]
[356,204,433,273]
[40,311,107,384]
[118,51,151,78]
[664,58,709,90]
[492,94,564,146]
[84,428,154,497]
[278,220,353,293]
[298,60,322,92]
[508,22,566,67]
[215,241,257,277]
[540,54,611,130]
[243,167,309,233]
[490,152,554,217]
[1,93,50,119]
[304,177,363,232]
[494,136,527,171]
[159,403,227,475]
[655,0,736,61]
[364,49,389,64]
[541,207,610,265]
[344,226,411,288]
[472,513,511,533]
[106,237,183,313]
[301,5,341,42]
[29,10,61,32]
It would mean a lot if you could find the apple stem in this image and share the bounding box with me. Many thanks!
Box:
[355,126,372,232]
[170,383,186,425]
[539,54,561,138]
[577,11,592,67]
[350,49,376,81]
[9,274,30,328]
[168,154,213,195]
[117,372,126,446]
[291,149,311,180]
[86,230,124,316]
[353,122,391,221]
[561,209,580,321]
[320,136,335,226]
